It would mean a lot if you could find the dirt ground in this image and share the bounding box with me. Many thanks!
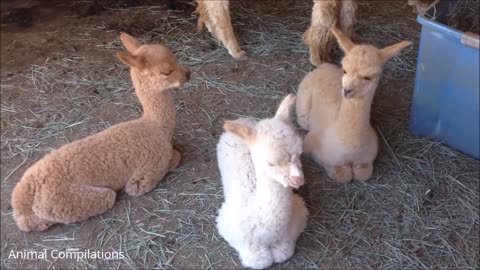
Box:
[1,0,479,269]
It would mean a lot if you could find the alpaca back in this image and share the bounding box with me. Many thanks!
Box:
[32,118,171,189]
[298,63,343,131]
[216,118,257,207]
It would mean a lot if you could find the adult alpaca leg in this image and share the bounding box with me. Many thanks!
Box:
[303,0,339,66]
[339,0,357,39]
[196,0,246,59]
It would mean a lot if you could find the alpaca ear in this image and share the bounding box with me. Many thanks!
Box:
[275,94,296,124]
[116,51,145,69]
[331,26,355,52]
[379,41,412,62]
[223,121,256,141]
[120,32,142,53]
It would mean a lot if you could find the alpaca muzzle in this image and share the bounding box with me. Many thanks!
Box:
[343,88,354,98]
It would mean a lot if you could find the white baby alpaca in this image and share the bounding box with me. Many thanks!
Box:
[216,94,308,269]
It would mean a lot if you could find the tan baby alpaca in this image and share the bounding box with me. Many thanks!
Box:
[11,33,191,232]
[296,27,411,183]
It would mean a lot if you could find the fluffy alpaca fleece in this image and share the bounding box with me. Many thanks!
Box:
[196,0,246,59]
[11,33,191,232]
[216,94,308,269]
[303,0,357,66]
[407,0,433,13]
[194,0,425,66]
[195,0,356,66]
[296,27,411,183]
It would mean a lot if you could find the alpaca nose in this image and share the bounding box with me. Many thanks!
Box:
[289,175,304,188]
[343,88,353,97]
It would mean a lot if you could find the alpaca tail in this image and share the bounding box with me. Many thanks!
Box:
[11,177,43,232]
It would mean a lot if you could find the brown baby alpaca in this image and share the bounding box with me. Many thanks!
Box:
[296,27,411,183]
[11,33,191,232]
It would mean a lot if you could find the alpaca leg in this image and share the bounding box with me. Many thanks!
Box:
[196,0,246,59]
[407,0,426,13]
[12,179,55,231]
[238,245,273,270]
[327,164,353,183]
[14,212,54,232]
[296,87,312,130]
[22,215,54,232]
[290,194,308,237]
[125,169,166,196]
[33,184,116,224]
[168,148,181,171]
[352,163,373,181]
[271,241,295,263]
[339,0,357,40]
[272,194,308,262]
[303,0,339,66]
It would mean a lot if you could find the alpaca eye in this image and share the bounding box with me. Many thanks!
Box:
[363,76,371,81]
[343,69,347,74]
[161,70,174,76]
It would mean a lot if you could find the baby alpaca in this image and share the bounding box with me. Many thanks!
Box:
[11,33,191,232]
[296,27,411,183]
[216,94,308,269]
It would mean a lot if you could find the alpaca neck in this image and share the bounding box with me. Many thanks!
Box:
[336,93,374,131]
[254,169,292,214]
[130,70,175,128]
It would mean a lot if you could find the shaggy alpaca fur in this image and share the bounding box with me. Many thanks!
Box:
[11,33,191,232]
[407,0,433,13]
[195,0,356,66]
[195,0,427,66]
[196,0,246,59]
[296,27,411,183]
[303,0,357,66]
[216,94,308,269]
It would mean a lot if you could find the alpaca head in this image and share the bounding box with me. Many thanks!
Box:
[116,32,191,90]
[331,27,411,99]
[223,94,304,189]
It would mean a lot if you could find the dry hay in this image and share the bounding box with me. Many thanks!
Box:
[446,0,480,34]
[421,0,480,34]
[0,0,478,269]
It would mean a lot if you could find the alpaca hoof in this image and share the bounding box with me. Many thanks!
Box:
[231,49,247,60]
[15,215,53,232]
[105,189,117,208]
[169,149,181,170]
[353,163,373,182]
[126,174,158,197]
[240,248,273,270]
[35,221,53,231]
[126,180,150,196]
[329,165,352,183]
[271,242,295,263]
[242,256,273,270]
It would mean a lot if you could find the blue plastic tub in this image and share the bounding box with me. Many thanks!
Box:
[410,0,480,159]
